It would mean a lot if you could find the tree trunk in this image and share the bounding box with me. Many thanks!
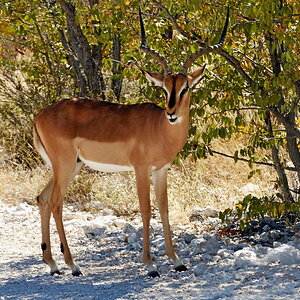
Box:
[58,0,106,99]
[285,111,300,184]
[265,111,294,202]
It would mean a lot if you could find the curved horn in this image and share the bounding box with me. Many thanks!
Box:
[180,6,230,75]
[139,7,172,76]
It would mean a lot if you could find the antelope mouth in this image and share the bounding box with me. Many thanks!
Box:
[169,116,178,123]
[166,111,178,124]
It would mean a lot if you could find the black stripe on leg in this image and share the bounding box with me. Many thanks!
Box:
[41,243,47,251]
[60,243,64,254]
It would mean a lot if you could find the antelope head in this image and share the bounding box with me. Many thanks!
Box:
[139,7,229,124]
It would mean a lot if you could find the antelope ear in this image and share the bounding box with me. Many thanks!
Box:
[142,70,164,87]
[188,64,206,87]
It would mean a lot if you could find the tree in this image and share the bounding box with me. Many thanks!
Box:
[58,0,106,99]
[1,0,300,212]
[137,1,300,205]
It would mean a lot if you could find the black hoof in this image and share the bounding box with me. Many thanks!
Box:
[148,270,160,278]
[72,270,83,277]
[175,264,188,272]
[50,270,63,276]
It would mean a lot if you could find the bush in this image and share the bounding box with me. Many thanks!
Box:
[219,193,300,230]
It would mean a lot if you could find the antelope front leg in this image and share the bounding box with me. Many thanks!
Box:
[135,166,159,278]
[152,167,187,272]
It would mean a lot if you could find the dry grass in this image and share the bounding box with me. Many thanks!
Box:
[0,137,278,225]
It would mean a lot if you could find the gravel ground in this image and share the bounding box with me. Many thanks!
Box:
[1,198,300,300]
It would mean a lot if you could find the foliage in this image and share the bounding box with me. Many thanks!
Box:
[0,1,300,210]
[219,193,300,230]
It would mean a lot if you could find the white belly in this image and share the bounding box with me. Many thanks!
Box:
[79,155,134,172]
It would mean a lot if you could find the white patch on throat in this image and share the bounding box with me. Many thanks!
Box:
[79,155,134,173]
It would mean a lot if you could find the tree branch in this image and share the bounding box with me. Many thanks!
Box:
[234,49,273,74]
[151,0,255,86]
[151,0,191,39]
[269,108,300,139]
[209,149,297,171]
[219,49,254,85]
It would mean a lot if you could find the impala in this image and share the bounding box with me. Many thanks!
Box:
[33,7,229,278]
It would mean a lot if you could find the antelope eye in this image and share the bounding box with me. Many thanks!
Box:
[180,86,189,98]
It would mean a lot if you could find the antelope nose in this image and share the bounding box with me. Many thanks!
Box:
[166,110,178,123]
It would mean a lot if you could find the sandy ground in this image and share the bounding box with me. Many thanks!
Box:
[1,199,300,300]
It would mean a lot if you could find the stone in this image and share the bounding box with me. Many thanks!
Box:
[191,236,220,255]
[189,207,218,222]
[294,223,300,233]
[152,237,165,250]
[181,233,197,244]
[240,183,259,195]
[102,208,114,216]
[123,223,136,234]
[259,232,270,243]
[262,225,270,232]
[193,263,207,276]
[113,218,127,229]
[217,249,233,259]
[83,226,107,236]
[273,241,281,248]
[127,233,137,244]
[270,230,281,240]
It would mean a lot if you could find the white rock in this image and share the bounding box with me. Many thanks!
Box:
[15,202,33,213]
[260,232,270,243]
[157,249,165,256]
[193,263,207,276]
[150,219,160,228]
[90,201,104,211]
[127,233,137,244]
[286,161,295,168]
[233,248,260,268]
[190,237,206,249]
[113,218,127,229]
[123,223,136,234]
[234,248,258,259]
[135,227,144,240]
[240,183,259,194]
[265,244,300,265]
[64,219,78,232]
[191,236,221,255]
[102,208,114,216]
[190,206,218,221]
[152,237,165,249]
[211,255,221,262]
[200,207,218,218]
[90,215,117,228]
[119,233,127,242]
[83,226,107,236]
[217,249,233,259]
[273,241,281,248]
[270,230,281,240]
[129,242,140,250]
[63,213,75,221]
